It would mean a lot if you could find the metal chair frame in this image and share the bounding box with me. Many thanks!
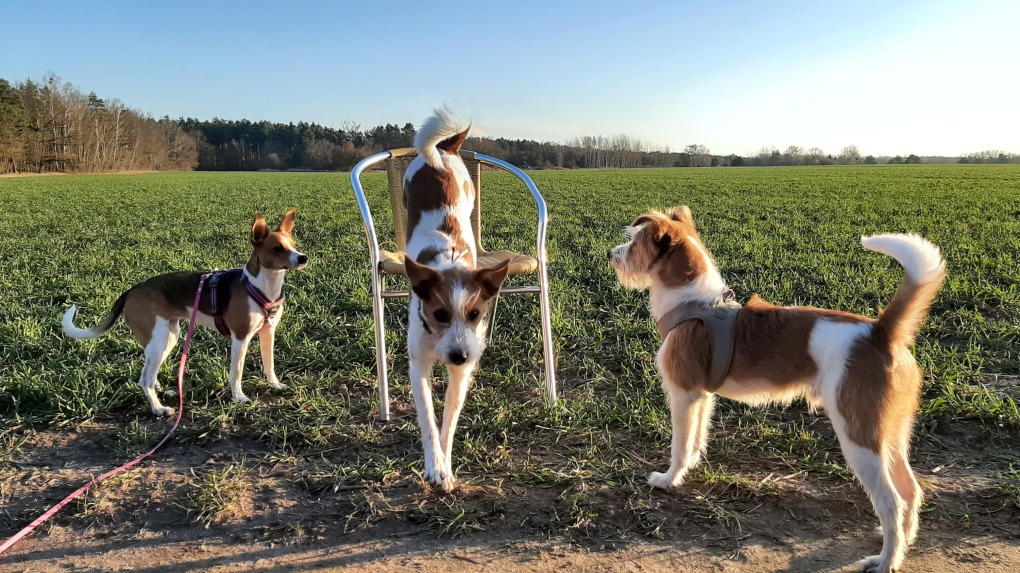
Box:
[351,147,557,421]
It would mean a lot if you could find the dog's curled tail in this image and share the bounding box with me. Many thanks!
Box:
[414,105,470,171]
[861,233,946,347]
[62,290,130,340]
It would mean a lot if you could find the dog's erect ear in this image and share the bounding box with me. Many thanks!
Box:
[667,206,693,226]
[474,259,511,300]
[632,213,673,253]
[251,213,270,245]
[277,208,296,235]
[631,214,658,229]
[437,126,470,155]
[405,257,441,302]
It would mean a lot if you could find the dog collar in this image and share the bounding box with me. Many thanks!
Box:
[657,289,740,390]
[417,302,433,334]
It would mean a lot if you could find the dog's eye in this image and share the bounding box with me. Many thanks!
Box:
[273,246,285,253]
[434,309,449,323]
[468,309,480,321]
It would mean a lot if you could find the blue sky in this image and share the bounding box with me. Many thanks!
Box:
[2,0,1017,156]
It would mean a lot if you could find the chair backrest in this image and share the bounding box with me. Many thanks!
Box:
[383,147,484,252]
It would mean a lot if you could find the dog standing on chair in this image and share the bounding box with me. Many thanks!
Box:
[62,210,308,416]
[610,207,945,573]
[402,108,510,492]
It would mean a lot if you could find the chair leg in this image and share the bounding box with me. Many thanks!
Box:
[537,266,557,408]
[485,292,501,344]
[371,270,391,421]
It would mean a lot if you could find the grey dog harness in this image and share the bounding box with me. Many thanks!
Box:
[656,293,741,390]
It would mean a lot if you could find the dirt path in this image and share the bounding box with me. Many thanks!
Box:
[2,420,1018,572]
[3,525,1018,572]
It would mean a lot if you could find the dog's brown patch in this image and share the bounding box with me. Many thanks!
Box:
[659,297,870,393]
[404,165,468,240]
[120,271,264,344]
[838,335,923,452]
[730,296,871,385]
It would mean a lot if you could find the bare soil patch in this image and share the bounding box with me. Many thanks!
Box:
[2,415,1018,572]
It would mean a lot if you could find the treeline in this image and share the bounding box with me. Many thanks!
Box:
[178,118,416,171]
[0,75,198,174]
[3,75,1017,174]
[177,121,686,171]
[958,150,1020,164]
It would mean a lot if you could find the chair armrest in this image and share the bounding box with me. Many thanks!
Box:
[473,153,550,266]
[351,150,397,269]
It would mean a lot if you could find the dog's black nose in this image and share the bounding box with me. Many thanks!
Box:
[607,250,613,260]
[448,350,467,365]
[297,254,308,264]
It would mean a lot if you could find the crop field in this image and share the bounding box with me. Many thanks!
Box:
[1,165,1019,570]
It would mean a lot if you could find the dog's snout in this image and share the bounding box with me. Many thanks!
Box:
[448,349,467,365]
[607,250,614,260]
[297,254,308,265]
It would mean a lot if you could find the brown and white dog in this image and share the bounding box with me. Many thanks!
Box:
[62,210,308,416]
[402,107,510,492]
[610,207,945,573]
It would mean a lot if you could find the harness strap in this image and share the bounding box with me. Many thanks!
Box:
[241,272,284,330]
[209,271,232,336]
[657,297,740,390]
[207,269,284,337]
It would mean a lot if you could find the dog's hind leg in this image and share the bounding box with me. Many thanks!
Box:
[889,448,922,547]
[438,361,475,485]
[649,386,714,490]
[153,320,179,393]
[138,317,176,416]
[841,439,908,573]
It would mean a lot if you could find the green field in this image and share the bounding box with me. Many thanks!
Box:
[1,166,1019,549]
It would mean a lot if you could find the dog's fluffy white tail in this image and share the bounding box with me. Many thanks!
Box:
[61,290,129,340]
[861,233,945,285]
[414,105,470,171]
[861,233,946,345]
[62,306,105,339]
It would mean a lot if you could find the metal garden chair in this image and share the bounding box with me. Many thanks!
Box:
[351,147,557,421]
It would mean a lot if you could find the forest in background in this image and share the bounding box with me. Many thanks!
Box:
[2,75,1016,175]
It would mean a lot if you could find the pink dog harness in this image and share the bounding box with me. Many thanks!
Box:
[208,269,284,336]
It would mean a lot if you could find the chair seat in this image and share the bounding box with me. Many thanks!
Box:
[379,249,538,276]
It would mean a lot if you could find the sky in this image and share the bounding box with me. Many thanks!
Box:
[2,0,1017,157]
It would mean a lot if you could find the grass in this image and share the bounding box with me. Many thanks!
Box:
[1,165,1019,543]
[182,460,251,527]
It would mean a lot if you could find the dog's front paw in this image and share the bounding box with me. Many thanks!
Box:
[267,380,288,390]
[858,555,894,573]
[426,468,456,492]
[152,406,175,417]
[648,471,681,490]
[424,456,457,492]
[232,394,251,404]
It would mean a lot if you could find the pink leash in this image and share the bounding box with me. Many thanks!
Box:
[0,274,210,558]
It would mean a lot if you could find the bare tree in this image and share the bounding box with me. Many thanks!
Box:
[839,145,861,165]
[783,145,803,166]
[806,147,825,165]
[681,144,711,167]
